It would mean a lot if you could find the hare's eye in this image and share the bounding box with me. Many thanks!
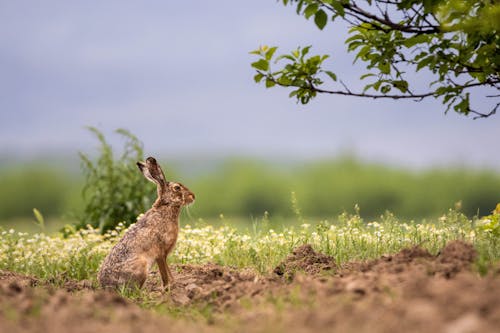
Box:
[174,185,181,191]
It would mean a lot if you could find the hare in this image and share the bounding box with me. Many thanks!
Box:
[98,156,195,290]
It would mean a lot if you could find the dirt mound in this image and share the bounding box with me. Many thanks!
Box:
[0,270,39,287]
[392,245,433,262]
[437,240,477,278]
[144,263,275,310]
[339,240,476,279]
[273,244,335,279]
[439,240,477,263]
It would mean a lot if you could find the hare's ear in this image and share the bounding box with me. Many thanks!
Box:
[137,157,168,187]
[137,160,155,184]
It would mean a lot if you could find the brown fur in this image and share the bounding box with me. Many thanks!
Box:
[98,157,195,290]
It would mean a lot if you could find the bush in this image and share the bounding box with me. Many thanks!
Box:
[75,127,154,233]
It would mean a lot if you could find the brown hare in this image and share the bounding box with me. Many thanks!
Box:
[98,157,195,290]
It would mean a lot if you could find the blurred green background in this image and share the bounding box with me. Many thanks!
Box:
[1,156,499,232]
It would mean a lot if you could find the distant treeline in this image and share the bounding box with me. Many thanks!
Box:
[1,158,499,222]
[189,159,500,219]
[0,164,82,221]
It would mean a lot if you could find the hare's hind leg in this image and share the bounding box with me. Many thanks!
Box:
[156,258,172,290]
[117,256,149,289]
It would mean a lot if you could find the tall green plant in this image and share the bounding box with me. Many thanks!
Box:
[76,127,154,233]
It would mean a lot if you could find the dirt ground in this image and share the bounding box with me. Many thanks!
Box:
[1,240,500,333]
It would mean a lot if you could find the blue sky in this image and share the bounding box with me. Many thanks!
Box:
[1,1,499,168]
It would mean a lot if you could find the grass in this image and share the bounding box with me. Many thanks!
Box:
[1,208,499,286]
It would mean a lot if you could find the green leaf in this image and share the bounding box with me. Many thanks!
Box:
[265,46,278,61]
[304,3,318,19]
[301,45,312,58]
[331,1,345,16]
[454,94,470,114]
[403,34,430,48]
[249,49,262,56]
[416,56,433,72]
[314,9,328,30]
[354,45,371,62]
[347,41,363,52]
[378,61,390,74]
[345,33,363,44]
[309,55,322,66]
[254,73,264,83]
[251,59,269,71]
[324,70,337,81]
[435,86,450,96]
[392,80,408,93]
[275,54,296,63]
[380,84,392,94]
[295,0,304,14]
[265,79,276,88]
[360,73,375,80]
[277,76,293,86]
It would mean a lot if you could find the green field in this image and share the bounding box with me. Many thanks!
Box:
[1,157,500,227]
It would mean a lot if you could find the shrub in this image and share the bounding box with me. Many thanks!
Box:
[75,127,154,233]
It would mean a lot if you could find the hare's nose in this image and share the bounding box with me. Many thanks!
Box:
[188,193,195,201]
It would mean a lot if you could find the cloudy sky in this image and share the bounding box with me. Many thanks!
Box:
[1,1,499,168]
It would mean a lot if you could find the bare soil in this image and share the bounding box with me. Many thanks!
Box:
[2,240,500,333]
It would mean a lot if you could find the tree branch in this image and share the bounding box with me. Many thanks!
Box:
[341,2,440,34]
[470,102,499,119]
[316,0,440,34]
[260,71,498,116]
